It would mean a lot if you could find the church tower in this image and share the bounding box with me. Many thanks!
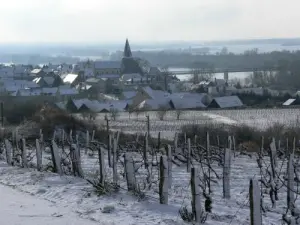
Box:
[123,38,132,58]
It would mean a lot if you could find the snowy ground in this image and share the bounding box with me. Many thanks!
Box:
[0,182,98,225]
[0,149,293,225]
[88,108,300,140]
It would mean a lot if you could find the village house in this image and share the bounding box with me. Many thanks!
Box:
[77,77,107,99]
[33,75,63,87]
[131,86,170,107]
[0,79,39,95]
[282,98,300,107]
[13,65,30,78]
[61,74,80,87]
[120,90,137,100]
[207,95,244,109]
[94,61,122,75]
[0,66,14,78]
[30,68,45,77]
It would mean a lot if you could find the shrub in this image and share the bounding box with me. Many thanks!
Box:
[180,122,300,151]
[179,206,194,222]
[4,102,42,125]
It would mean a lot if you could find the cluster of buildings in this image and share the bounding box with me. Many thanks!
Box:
[0,39,255,112]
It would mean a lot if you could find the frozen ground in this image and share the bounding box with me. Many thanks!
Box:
[0,150,293,225]
[0,182,98,225]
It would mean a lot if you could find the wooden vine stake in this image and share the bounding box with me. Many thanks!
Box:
[21,138,28,168]
[108,134,112,168]
[167,145,172,188]
[223,148,231,199]
[85,130,90,154]
[249,179,262,225]
[112,137,118,185]
[50,140,62,175]
[70,144,84,178]
[159,155,168,204]
[174,132,179,154]
[287,153,295,212]
[92,130,95,141]
[143,132,148,168]
[35,139,42,171]
[206,131,211,193]
[124,152,136,191]
[191,167,203,223]
[69,129,73,144]
[4,139,12,165]
[98,147,105,185]
[187,138,191,172]
[232,136,236,157]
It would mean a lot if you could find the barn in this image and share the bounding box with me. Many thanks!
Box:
[208,96,244,109]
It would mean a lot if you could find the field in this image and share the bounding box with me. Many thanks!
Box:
[91,108,300,140]
[0,126,298,225]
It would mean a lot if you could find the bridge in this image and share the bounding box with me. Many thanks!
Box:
[170,67,277,75]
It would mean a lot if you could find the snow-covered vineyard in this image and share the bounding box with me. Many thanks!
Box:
[0,127,299,225]
[91,108,300,140]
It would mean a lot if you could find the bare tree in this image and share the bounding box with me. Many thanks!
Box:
[157,106,168,121]
[190,69,214,82]
[134,108,142,120]
[175,109,183,120]
[127,105,135,119]
[110,108,119,121]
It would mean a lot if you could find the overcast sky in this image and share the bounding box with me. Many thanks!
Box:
[0,0,298,43]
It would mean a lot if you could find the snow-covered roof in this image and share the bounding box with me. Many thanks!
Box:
[81,100,128,112]
[169,94,206,109]
[94,61,121,69]
[2,80,39,89]
[42,87,58,95]
[137,99,170,110]
[63,74,78,84]
[59,87,79,95]
[86,78,101,83]
[71,99,92,109]
[33,77,42,83]
[210,96,243,108]
[142,86,170,99]
[97,74,120,79]
[199,81,212,86]
[17,88,42,96]
[31,69,43,74]
[148,67,161,76]
[121,73,142,81]
[76,84,92,90]
[108,100,128,111]
[43,76,55,85]
[170,92,207,100]
[283,99,296,106]
[123,91,137,99]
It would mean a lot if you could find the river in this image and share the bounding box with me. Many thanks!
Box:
[168,67,251,82]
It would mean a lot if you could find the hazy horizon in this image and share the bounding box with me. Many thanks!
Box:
[0,0,299,43]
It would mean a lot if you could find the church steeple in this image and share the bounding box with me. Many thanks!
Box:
[123,38,132,58]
